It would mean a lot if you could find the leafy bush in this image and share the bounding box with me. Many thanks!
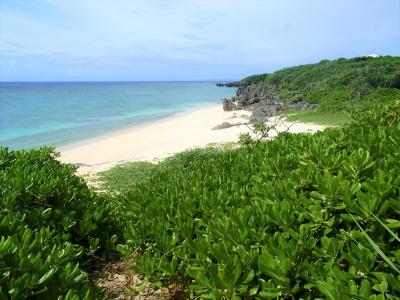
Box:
[391,71,400,89]
[119,102,400,299]
[0,148,123,299]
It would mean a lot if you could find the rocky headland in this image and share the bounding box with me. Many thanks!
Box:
[220,83,318,123]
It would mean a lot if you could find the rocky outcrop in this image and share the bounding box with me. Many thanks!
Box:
[221,84,318,122]
[222,98,236,111]
[232,84,279,109]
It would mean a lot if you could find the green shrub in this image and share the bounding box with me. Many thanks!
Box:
[391,71,400,89]
[0,148,123,299]
[120,102,400,299]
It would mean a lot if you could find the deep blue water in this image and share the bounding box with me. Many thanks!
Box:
[0,82,235,149]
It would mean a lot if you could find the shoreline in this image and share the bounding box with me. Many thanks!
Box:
[57,102,219,152]
[58,104,327,175]
[59,104,252,174]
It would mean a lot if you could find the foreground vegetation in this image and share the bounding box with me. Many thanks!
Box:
[0,148,124,299]
[115,102,400,299]
[1,57,400,299]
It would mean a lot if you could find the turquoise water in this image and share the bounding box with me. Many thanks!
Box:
[0,82,235,149]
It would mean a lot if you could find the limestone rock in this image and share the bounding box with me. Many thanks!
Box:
[222,99,235,111]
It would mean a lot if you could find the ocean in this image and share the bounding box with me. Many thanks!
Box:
[0,81,236,150]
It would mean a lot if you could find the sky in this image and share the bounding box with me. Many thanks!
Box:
[0,0,399,81]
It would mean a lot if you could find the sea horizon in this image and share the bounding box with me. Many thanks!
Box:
[0,80,239,84]
[0,81,236,150]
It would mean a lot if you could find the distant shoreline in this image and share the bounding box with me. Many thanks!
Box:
[57,102,221,152]
[0,80,239,84]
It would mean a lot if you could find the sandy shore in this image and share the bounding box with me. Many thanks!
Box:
[59,105,327,174]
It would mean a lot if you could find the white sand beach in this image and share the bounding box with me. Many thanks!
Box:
[59,105,327,174]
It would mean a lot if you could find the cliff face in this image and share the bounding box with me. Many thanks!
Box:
[232,84,279,109]
[222,83,317,122]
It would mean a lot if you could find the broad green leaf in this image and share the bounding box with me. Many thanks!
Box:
[37,268,56,285]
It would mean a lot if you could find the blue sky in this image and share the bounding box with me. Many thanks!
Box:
[0,0,399,81]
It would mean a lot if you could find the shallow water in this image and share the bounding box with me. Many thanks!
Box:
[0,81,235,149]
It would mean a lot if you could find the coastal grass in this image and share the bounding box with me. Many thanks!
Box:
[98,161,156,194]
[281,87,400,126]
[98,147,224,194]
[206,141,238,150]
[282,109,350,126]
